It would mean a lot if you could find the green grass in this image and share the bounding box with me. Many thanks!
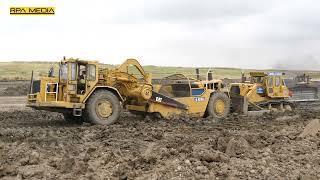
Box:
[0,62,57,80]
[1,61,320,81]
[0,62,114,80]
[142,66,243,79]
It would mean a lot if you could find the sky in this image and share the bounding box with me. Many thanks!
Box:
[0,0,320,70]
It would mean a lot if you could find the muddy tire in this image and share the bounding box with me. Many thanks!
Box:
[63,113,84,124]
[207,92,230,119]
[85,90,121,125]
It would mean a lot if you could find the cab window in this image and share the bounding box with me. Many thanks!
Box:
[87,64,96,81]
[267,77,273,87]
[70,63,76,81]
[275,76,281,87]
[59,64,68,80]
[252,77,264,84]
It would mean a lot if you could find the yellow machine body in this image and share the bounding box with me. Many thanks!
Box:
[27,58,231,124]
[27,58,152,113]
[126,74,230,119]
[229,72,290,109]
[144,89,213,118]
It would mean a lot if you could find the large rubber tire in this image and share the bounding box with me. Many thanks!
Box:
[85,90,121,125]
[63,112,84,124]
[207,92,230,119]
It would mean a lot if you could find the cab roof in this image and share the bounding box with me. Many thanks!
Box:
[61,58,98,64]
[249,72,266,77]
[249,71,285,77]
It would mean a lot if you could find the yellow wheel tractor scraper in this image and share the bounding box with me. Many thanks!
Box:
[127,73,231,119]
[27,57,153,125]
[229,72,293,114]
[27,57,231,125]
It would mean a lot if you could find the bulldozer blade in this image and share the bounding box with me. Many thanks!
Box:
[289,99,319,103]
[289,85,318,102]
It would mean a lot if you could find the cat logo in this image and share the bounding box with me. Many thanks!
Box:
[155,97,162,102]
[10,7,55,16]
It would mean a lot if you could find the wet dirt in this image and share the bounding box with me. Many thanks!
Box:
[0,81,29,96]
[299,119,320,138]
[0,105,320,179]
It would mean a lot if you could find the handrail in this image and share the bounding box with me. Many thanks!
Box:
[45,82,58,102]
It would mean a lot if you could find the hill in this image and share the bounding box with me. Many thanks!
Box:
[1,61,320,80]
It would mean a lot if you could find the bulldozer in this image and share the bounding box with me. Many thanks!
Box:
[27,58,231,125]
[229,72,293,113]
[286,74,319,102]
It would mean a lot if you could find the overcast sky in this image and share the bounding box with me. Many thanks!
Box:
[1,0,320,70]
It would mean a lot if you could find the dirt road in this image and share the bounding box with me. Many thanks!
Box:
[0,97,319,179]
[0,96,26,105]
[0,96,26,112]
[0,81,29,96]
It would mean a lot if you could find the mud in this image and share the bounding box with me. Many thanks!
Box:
[0,81,29,96]
[299,119,320,138]
[0,85,28,96]
[0,104,319,179]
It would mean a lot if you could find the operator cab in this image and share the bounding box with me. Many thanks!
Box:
[265,72,288,98]
[249,72,266,84]
[249,72,288,98]
[58,58,98,102]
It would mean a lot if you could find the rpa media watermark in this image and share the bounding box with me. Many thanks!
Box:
[10,7,55,15]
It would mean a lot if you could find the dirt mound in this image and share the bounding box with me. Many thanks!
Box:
[299,119,320,137]
[225,137,251,158]
[0,106,319,179]
[0,84,29,96]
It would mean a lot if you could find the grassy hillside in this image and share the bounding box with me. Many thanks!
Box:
[0,62,113,80]
[0,62,57,80]
[1,61,320,80]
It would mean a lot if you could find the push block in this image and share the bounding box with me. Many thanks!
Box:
[231,96,248,115]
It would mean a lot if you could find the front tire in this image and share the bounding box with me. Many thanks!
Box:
[207,92,230,119]
[85,90,121,125]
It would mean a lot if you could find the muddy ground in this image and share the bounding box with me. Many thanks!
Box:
[0,81,29,96]
[0,99,319,180]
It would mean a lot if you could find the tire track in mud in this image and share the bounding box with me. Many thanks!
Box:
[0,107,319,179]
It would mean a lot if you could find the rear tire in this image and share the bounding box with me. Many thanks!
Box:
[207,92,230,119]
[85,90,121,125]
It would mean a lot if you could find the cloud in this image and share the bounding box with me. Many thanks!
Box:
[272,55,320,71]
[1,0,320,70]
[111,0,276,25]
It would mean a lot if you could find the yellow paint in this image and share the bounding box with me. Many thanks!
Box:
[137,81,221,119]
[27,58,152,113]
[230,72,290,105]
[214,99,225,115]
[27,57,228,120]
